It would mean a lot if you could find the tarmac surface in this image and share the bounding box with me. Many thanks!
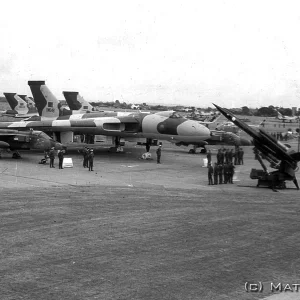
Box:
[1,142,300,300]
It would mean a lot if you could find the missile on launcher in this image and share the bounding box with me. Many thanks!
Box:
[213,103,300,190]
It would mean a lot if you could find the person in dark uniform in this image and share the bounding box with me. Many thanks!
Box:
[84,147,89,168]
[217,149,222,165]
[58,150,65,169]
[228,162,235,183]
[225,149,229,164]
[213,162,218,185]
[223,163,228,184]
[88,149,94,171]
[234,147,239,165]
[78,146,89,168]
[156,145,162,164]
[220,149,225,164]
[238,148,244,165]
[49,147,55,168]
[208,163,213,185]
[218,164,224,184]
[228,149,233,163]
[206,150,212,166]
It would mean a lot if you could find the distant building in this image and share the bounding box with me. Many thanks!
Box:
[292,107,297,116]
[131,104,140,110]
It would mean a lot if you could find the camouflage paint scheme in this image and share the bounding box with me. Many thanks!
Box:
[28,81,252,148]
[3,93,29,115]
[2,93,38,117]
[0,111,211,146]
[0,129,63,151]
[18,95,38,114]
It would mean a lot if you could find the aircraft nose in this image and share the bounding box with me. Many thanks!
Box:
[52,141,64,150]
[177,120,210,137]
[240,137,252,146]
[47,139,64,150]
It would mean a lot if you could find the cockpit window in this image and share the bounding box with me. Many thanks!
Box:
[156,111,181,118]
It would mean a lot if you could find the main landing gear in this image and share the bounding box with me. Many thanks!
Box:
[12,151,21,159]
[188,145,207,154]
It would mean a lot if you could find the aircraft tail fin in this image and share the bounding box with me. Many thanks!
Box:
[275,109,283,119]
[3,93,29,115]
[28,81,60,117]
[63,91,94,112]
[18,95,37,113]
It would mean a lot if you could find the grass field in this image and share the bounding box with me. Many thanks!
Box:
[1,151,300,300]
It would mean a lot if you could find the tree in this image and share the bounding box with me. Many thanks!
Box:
[241,106,251,115]
[280,108,292,116]
[255,107,277,117]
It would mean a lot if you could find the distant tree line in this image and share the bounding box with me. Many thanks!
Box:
[232,105,299,117]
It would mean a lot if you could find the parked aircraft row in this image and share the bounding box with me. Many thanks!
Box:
[1,90,94,118]
[0,81,252,158]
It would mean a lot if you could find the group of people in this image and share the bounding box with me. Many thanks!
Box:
[44,146,94,171]
[79,147,95,171]
[45,147,65,169]
[206,148,240,185]
[43,144,162,171]
[211,147,244,166]
[207,161,236,185]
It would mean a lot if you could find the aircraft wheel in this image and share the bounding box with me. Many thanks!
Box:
[12,153,21,159]
[188,149,196,154]
[200,148,207,154]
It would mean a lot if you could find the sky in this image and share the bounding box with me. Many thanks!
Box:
[1,0,300,108]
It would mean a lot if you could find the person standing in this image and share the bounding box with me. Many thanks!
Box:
[218,164,224,184]
[208,163,213,185]
[206,150,212,166]
[88,149,94,171]
[239,148,244,165]
[49,147,55,168]
[58,150,65,169]
[225,149,229,164]
[213,162,218,185]
[223,163,228,184]
[220,149,225,164]
[234,147,239,165]
[84,147,89,168]
[156,145,162,164]
[217,149,222,165]
[228,149,233,163]
[228,162,235,184]
[78,146,88,168]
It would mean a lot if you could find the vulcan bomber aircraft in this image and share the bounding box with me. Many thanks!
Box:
[25,81,251,152]
[20,81,210,151]
[0,129,63,158]
[0,109,211,152]
[214,103,300,190]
